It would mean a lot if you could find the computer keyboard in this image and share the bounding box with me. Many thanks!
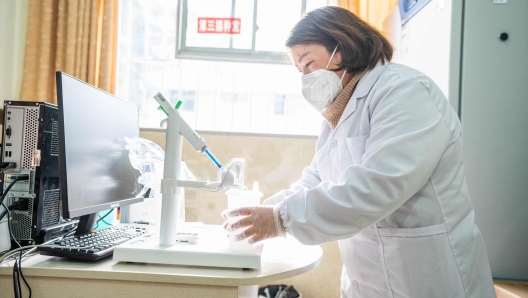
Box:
[38,224,153,261]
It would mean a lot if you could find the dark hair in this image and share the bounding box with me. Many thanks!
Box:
[285,6,393,73]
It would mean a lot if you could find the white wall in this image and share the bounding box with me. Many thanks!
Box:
[383,0,456,108]
[0,0,29,105]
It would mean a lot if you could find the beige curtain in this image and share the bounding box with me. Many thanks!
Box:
[337,0,399,31]
[20,0,118,104]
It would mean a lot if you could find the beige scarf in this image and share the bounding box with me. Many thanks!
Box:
[321,70,366,129]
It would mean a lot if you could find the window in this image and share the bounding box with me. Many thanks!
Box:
[177,0,325,63]
[273,94,285,115]
[117,0,326,136]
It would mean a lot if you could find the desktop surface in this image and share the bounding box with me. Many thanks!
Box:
[0,231,322,298]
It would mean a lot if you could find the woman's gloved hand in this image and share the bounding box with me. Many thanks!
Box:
[222,205,287,244]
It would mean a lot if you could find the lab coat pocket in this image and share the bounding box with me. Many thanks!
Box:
[378,224,465,298]
[345,135,369,165]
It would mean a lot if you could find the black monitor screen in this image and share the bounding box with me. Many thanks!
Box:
[56,72,143,219]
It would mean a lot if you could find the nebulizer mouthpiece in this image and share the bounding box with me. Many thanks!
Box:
[217,158,245,189]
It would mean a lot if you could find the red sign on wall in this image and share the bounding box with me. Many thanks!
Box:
[197,18,241,34]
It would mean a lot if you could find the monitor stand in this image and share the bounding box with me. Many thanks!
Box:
[75,213,97,235]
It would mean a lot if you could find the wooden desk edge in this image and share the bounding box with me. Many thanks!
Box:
[494,280,528,298]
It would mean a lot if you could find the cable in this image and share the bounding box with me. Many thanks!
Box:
[15,239,63,298]
[13,252,22,298]
[0,209,77,298]
[94,209,114,230]
[2,201,22,298]
[0,227,76,298]
[13,232,32,298]
[2,204,20,251]
[0,230,99,266]
[97,209,114,224]
[0,241,124,264]
[0,175,62,298]
[13,265,20,298]
[0,162,16,172]
[0,225,139,264]
[0,201,19,221]
[0,181,21,245]
[0,238,60,265]
[99,218,112,226]
[17,249,31,298]
[0,247,36,265]
[0,176,28,208]
[1,179,31,298]
[62,229,77,239]
[0,199,25,222]
[0,176,29,223]
[1,232,136,283]
[0,173,89,297]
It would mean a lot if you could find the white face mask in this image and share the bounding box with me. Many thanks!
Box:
[301,46,346,113]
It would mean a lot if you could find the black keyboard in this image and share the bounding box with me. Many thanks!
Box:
[38,224,152,261]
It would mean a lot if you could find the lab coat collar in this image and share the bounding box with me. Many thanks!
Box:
[335,60,388,129]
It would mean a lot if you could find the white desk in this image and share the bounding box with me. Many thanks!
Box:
[0,236,322,298]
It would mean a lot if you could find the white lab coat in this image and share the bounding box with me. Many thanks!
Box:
[264,62,496,298]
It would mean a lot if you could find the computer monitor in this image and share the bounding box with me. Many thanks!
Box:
[56,71,144,234]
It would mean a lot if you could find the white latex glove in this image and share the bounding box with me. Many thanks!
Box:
[222,205,287,244]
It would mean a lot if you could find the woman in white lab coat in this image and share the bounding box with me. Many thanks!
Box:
[223,6,496,298]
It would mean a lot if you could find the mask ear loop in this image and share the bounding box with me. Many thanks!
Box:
[325,46,339,69]
[340,70,347,82]
[326,45,347,83]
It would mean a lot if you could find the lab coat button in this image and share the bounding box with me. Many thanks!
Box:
[330,140,337,149]
[352,280,358,289]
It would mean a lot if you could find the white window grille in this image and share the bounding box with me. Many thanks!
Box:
[117,0,326,136]
[177,0,323,64]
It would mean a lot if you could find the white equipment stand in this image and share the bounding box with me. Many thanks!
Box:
[114,225,263,269]
[113,93,262,269]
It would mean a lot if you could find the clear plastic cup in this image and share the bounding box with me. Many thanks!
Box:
[226,182,263,252]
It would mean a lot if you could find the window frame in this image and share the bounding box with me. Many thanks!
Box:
[175,0,307,64]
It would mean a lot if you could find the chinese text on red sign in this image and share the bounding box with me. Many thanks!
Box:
[197,18,241,34]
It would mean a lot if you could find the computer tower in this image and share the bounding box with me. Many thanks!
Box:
[1,101,60,245]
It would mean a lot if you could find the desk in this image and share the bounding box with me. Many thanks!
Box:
[494,280,528,298]
[0,236,322,298]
